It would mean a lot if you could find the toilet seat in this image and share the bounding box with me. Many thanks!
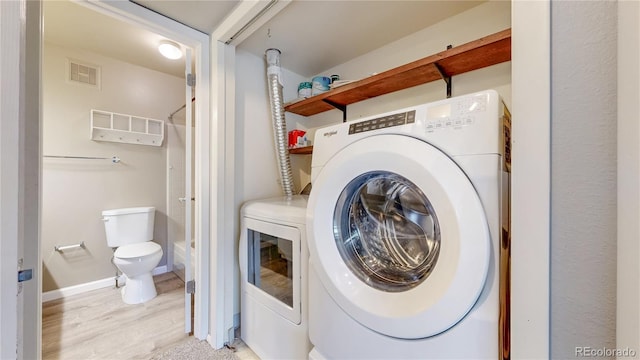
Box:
[115,242,162,259]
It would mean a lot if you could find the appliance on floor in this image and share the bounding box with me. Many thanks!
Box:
[239,195,311,360]
[102,206,163,305]
[306,89,511,359]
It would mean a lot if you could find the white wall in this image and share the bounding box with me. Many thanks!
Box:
[41,42,184,292]
[233,0,511,324]
[236,49,310,202]
[302,0,511,144]
[550,1,617,357]
[237,50,289,201]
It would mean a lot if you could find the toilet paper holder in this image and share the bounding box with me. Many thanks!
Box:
[55,241,85,252]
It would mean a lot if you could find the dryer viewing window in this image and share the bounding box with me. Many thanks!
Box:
[333,171,441,292]
[247,230,294,307]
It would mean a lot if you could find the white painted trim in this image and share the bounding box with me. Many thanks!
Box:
[222,42,237,345]
[25,3,43,354]
[194,61,212,340]
[511,1,551,358]
[152,265,169,276]
[183,47,194,335]
[208,1,293,348]
[209,39,229,349]
[75,0,206,46]
[211,0,290,45]
[0,1,24,358]
[42,266,168,303]
[617,0,640,356]
[42,277,119,303]
[192,22,212,345]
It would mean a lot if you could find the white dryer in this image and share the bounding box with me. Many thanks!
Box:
[239,195,311,360]
[307,90,511,359]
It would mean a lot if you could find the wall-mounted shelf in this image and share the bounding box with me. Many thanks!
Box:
[289,146,313,155]
[90,109,164,147]
[284,28,511,117]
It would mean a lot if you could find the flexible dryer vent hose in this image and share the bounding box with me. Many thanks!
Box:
[265,48,296,197]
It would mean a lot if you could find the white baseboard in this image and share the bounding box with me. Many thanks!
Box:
[152,265,168,276]
[42,276,118,303]
[42,265,169,303]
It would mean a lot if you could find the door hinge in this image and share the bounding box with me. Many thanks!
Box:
[186,280,196,294]
[187,74,196,87]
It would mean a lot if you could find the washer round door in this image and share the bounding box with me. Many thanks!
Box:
[307,134,491,339]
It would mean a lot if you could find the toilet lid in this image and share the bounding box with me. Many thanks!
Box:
[115,242,162,259]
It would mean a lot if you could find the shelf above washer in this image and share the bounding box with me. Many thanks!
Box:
[288,146,313,155]
[284,28,511,117]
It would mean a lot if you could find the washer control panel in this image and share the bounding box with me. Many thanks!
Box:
[346,93,490,135]
[425,115,475,131]
[425,94,487,132]
[348,110,416,135]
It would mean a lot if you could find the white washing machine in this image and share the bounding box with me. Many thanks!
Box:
[239,195,311,360]
[307,90,511,359]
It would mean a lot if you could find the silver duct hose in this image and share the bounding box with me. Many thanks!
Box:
[266,48,296,197]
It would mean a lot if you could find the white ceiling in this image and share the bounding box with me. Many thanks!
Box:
[43,0,485,79]
[237,1,485,77]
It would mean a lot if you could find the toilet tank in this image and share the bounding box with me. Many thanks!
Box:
[102,207,155,247]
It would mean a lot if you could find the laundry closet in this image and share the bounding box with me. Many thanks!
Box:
[231,1,512,358]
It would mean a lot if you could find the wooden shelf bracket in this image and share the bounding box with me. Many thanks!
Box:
[434,44,453,98]
[433,62,451,98]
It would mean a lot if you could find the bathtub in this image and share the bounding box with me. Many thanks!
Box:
[173,239,195,280]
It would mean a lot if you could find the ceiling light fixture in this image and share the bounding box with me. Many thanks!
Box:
[158,40,182,60]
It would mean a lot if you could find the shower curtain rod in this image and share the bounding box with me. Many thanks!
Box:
[169,97,196,120]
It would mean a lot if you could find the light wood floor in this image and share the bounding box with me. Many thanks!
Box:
[42,272,259,360]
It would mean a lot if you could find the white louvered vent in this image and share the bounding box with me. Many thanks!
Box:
[67,59,100,87]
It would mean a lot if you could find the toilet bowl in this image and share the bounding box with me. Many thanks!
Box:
[102,207,163,305]
[114,242,163,304]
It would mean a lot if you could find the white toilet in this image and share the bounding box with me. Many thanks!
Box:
[102,206,163,305]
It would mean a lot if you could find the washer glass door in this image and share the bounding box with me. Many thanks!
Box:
[334,171,440,292]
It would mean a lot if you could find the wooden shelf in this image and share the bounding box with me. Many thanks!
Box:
[288,146,313,155]
[284,28,511,117]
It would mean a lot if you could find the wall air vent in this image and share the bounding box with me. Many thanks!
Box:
[67,59,100,88]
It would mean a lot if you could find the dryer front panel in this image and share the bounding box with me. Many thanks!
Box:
[240,217,302,325]
[307,134,490,339]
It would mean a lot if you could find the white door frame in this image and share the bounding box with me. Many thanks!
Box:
[617,0,640,353]
[209,39,233,348]
[78,0,213,341]
[208,0,291,348]
[183,47,195,334]
[34,0,213,346]
[511,1,551,358]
